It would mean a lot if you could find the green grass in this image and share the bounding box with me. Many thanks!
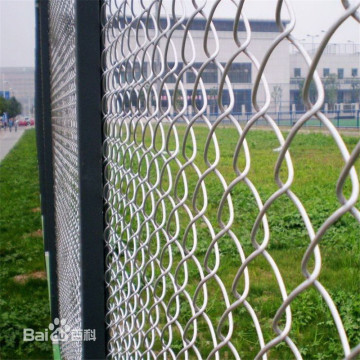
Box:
[217,114,360,129]
[0,129,51,359]
[0,128,358,359]
[301,117,359,128]
[106,124,360,359]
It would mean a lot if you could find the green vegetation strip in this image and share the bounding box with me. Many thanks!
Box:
[0,128,359,359]
[0,129,51,359]
[108,126,360,359]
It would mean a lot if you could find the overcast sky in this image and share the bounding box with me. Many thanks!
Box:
[0,0,359,68]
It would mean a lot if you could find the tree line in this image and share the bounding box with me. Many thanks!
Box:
[0,96,22,118]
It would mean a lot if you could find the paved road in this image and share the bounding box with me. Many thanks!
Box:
[0,127,26,162]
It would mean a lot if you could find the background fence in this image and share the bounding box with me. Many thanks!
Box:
[36,0,360,359]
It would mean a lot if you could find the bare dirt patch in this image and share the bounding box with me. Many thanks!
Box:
[22,229,43,239]
[31,229,42,237]
[13,271,46,284]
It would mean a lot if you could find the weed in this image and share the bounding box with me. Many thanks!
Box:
[0,130,51,359]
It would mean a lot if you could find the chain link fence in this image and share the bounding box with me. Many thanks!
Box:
[101,1,360,359]
[37,0,104,358]
[37,0,360,359]
[47,0,82,358]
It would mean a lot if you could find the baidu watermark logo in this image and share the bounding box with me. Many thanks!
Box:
[23,318,96,342]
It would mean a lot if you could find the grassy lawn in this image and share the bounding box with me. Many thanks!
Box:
[0,129,51,359]
[107,124,360,359]
[301,117,359,128]
[208,114,360,129]
[0,127,358,359]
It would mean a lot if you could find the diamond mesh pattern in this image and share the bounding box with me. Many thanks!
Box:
[48,0,82,358]
[101,1,360,359]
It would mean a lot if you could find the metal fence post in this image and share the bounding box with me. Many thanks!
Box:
[75,0,106,358]
[35,0,59,323]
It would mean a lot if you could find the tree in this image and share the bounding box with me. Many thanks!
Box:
[271,85,282,113]
[0,96,8,114]
[324,73,338,110]
[173,89,184,111]
[350,76,360,103]
[207,87,218,114]
[7,97,22,118]
[298,78,317,105]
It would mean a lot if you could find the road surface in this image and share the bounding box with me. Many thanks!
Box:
[0,127,26,162]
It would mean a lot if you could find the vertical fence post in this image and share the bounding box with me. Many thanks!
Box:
[75,0,106,358]
[35,0,59,323]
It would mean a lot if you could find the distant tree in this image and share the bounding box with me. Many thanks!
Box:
[350,75,360,103]
[324,73,338,110]
[137,84,157,110]
[173,89,184,111]
[7,97,22,118]
[0,96,8,114]
[271,85,282,113]
[206,87,219,114]
[298,78,317,105]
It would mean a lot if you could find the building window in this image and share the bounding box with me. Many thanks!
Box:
[234,89,252,113]
[135,61,148,80]
[338,68,344,79]
[186,63,218,83]
[167,62,183,83]
[124,61,148,82]
[186,89,204,109]
[294,68,301,77]
[221,63,252,83]
[323,68,330,77]
[352,68,358,77]
[337,90,344,103]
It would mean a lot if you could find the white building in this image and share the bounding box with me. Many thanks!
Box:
[111,18,290,115]
[290,43,360,112]
[112,17,359,117]
[0,67,35,117]
[2,20,357,120]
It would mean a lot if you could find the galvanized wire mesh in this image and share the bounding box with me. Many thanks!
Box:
[48,0,82,358]
[102,0,360,359]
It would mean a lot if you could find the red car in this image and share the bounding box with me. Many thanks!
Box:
[18,119,28,126]
[18,118,35,126]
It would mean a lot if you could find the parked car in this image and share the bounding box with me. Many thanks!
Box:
[18,119,28,126]
[18,118,35,126]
